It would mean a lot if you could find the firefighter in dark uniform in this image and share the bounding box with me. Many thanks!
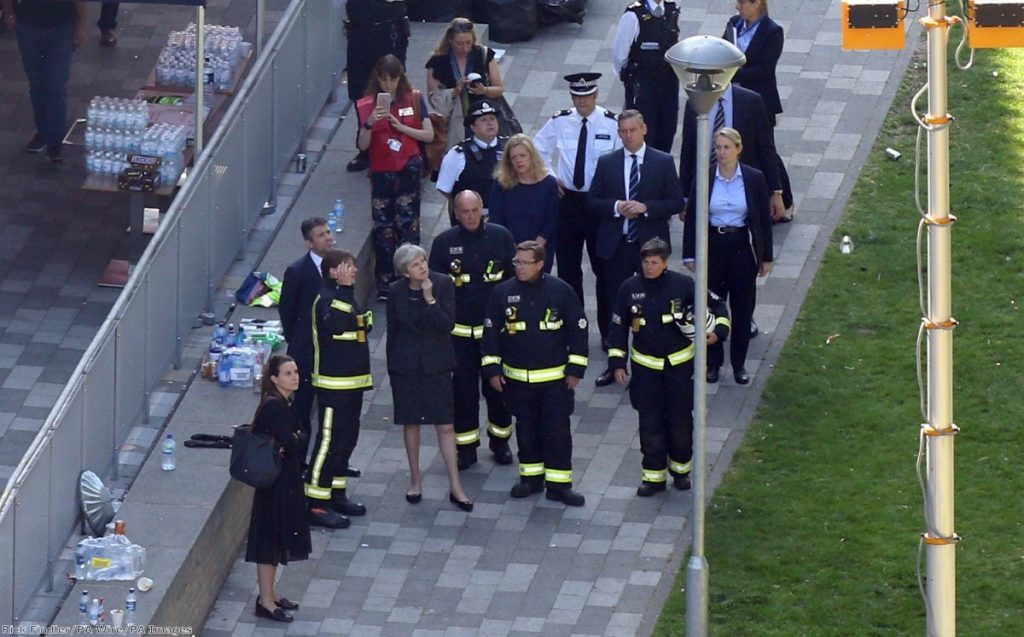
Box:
[436,101,506,225]
[608,238,730,496]
[428,190,518,470]
[345,0,410,172]
[612,0,681,153]
[482,241,589,506]
[306,249,373,528]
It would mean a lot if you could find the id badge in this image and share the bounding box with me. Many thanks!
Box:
[398,107,414,117]
[387,138,403,152]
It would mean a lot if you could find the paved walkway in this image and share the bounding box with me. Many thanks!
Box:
[199,1,918,636]
[0,0,290,490]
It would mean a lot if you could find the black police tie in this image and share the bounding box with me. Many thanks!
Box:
[654,4,664,17]
[627,154,640,242]
[573,117,588,190]
[710,98,725,167]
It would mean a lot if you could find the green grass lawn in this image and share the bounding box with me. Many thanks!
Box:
[653,40,1024,637]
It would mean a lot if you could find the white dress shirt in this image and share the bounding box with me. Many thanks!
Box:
[533,106,621,192]
[612,0,670,73]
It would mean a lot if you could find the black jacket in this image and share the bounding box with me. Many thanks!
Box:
[385,272,456,375]
[723,15,784,121]
[278,253,321,371]
[312,283,373,395]
[683,163,774,267]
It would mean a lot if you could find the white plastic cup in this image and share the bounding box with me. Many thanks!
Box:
[110,609,124,629]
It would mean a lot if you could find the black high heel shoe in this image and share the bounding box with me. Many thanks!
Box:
[275,597,299,611]
[405,491,422,504]
[255,598,293,623]
[449,492,473,512]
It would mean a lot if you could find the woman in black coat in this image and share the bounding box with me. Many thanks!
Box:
[245,354,311,623]
[683,128,773,386]
[387,243,473,511]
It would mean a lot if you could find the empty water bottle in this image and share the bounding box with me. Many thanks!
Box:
[76,547,87,580]
[161,434,176,471]
[89,598,100,626]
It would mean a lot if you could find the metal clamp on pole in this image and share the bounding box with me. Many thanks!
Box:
[922,213,958,226]
[921,317,959,330]
[922,532,962,546]
[921,422,960,437]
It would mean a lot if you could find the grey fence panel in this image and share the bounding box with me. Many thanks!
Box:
[272,19,306,178]
[242,71,275,228]
[0,506,12,624]
[115,291,148,441]
[13,447,51,620]
[304,0,333,125]
[209,119,247,254]
[145,227,181,388]
[82,338,116,478]
[49,390,85,561]
[177,180,212,338]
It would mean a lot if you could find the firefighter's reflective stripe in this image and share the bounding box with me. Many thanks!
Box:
[452,323,484,339]
[630,345,695,371]
[331,476,348,489]
[330,299,354,313]
[502,364,566,383]
[332,331,361,341]
[715,315,731,328]
[520,462,545,477]
[567,354,588,367]
[505,321,527,332]
[643,468,668,483]
[449,273,471,285]
[482,272,503,282]
[306,407,335,500]
[312,373,373,391]
[488,420,513,438]
[538,320,564,331]
[545,467,573,483]
[669,458,692,475]
[455,428,480,445]
[661,313,676,324]
[608,347,628,360]
[482,355,502,366]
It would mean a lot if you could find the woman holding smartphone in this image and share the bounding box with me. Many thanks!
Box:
[356,54,434,301]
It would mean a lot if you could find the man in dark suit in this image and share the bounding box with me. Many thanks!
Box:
[278,217,335,438]
[588,110,685,386]
[679,84,785,221]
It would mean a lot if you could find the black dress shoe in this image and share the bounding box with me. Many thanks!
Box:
[345,466,362,478]
[275,597,299,611]
[449,492,474,512]
[457,447,478,471]
[750,320,759,338]
[510,480,543,498]
[636,482,666,497]
[46,144,63,164]
[545,488,585,507]
[706,367,720,384]
[346,151,369,172]
[255,600,293,622]
[308,506,350,529]
[734,367,750,385]
[24,133,45,153]
[405,492,422,504]
[332,495,367,516]
[673,474,692,491]
[595,368,615,387]
[489,438,513,465]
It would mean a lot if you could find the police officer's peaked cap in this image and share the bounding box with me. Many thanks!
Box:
[564,72,601,96]
[467,100,499,125]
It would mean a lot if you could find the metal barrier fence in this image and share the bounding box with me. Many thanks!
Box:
[0,0,345,624]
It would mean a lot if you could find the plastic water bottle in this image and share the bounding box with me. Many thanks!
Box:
[839,235,855,254]
[89,598,100,626]
[236,324,246,345]
[75,547,87,580]
[218,351,232,387]
[333,198,345,232]
[161,434,176,471]
[98,597,106,625]
[79,591,89,625]
[125,587,137,627]
[214,322,226,345]
[226,324,237,347]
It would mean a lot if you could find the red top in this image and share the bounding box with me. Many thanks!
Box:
[356,92,425,174]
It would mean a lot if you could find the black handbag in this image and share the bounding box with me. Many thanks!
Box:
[494,95,524,138]
[229,424,281,489]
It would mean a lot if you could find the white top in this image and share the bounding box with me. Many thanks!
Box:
[533,106,621,192]
[435,136,501,195]
[612,0,669,73]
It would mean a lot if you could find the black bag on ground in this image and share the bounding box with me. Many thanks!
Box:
[479,0,538,43]
[229,424,281,489]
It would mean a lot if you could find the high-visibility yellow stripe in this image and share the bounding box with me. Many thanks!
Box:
[667,345,695,366]
[715,316,731,328]
[307,406,334,496]
[520,462,544,477]
[330,299,354,313]
[567,354,588,367]
[545,468,573,483]
[631,350,665,371]
[455,428,480,445]
[669,458,692,475]
[304,484,331,499]
[488,421,513,438]
[538,320,564,331]
[482,273,502,282]
[332,331,361,341]
[331,476,348,489]
[608,348,627,359]
[643,468,668,483]
[482,355,502,366]
[312,373,373,391]
[661,314,675,324]
[502,364,565,383]
[452,323,484,339]
[506,321,527,332]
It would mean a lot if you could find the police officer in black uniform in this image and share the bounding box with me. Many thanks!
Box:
[345,0,409,172]
[306,249,373,528]
[482,241,589,506]
[428,190,518,470]
[608,238,730,496]
[436,101,506,225]
[612,0,681,153]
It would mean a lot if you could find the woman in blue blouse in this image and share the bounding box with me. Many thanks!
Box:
[488,134,559,273]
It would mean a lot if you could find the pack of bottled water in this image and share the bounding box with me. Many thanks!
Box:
[85,97,151,177]
[140,123,187,184]
[75,533,146,581]
[155,23,245,91]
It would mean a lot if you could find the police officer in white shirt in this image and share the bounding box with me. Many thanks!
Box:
[533,73,621,337]
[436,101,506,225]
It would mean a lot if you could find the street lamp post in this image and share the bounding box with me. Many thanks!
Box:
[665,35,745,637]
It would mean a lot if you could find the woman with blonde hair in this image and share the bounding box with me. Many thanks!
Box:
[488,134,559,273]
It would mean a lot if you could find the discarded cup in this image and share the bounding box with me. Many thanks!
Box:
[110,609,125,629]
[137,577,153,592]
[885,148,901,161]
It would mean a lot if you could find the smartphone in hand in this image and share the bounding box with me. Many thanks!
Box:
[376,92,392,112]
